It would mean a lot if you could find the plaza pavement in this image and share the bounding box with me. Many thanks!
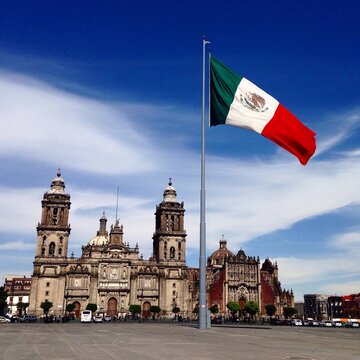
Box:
[0,322,359,360]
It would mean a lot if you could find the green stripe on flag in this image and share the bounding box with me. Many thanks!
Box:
[210,56,243,126]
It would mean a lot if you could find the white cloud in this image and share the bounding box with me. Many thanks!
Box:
[0,71,159,175]
[321,281,360,295]
[0,240,34,251]
[0,69,359,301]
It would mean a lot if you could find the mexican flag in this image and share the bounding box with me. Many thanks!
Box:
[210,56,316,165]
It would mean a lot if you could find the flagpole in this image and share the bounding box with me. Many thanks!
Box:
[199,36,210,330]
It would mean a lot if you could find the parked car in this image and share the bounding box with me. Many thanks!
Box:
[0,316,10,323]
[93,315,103,323]
[18,315,38,323]
[302,320,310,326]
[333,321,343,327]
[310,320,320,327]
[320,321,332,327]
[293,319,303,326]
[103,315,112,322]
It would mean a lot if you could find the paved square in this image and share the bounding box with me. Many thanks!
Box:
[0,323,359,360]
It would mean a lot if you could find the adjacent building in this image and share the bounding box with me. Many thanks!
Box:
[4,275,32,316]
[207,238,294,316]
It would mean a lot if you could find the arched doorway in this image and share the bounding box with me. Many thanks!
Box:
[239,297,246,317]
[142,301,151,318]
[73,301,81,318]
[107,297,117,317]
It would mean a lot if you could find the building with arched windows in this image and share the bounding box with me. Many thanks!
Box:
[28,171,293,319]
[29,172,197,318]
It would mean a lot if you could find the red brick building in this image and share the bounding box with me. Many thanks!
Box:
[342,294,360,319]
[207,238,294,317]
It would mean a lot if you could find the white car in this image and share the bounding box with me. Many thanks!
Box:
[293,319,303,326]
[0,316,10,323]
[93,315,103,323]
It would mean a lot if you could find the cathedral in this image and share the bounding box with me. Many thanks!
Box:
[29,171,293,318]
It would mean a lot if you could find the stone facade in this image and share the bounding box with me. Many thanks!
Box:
[28,171,294,319]
[29,172,196,318]
[207,239,294,317]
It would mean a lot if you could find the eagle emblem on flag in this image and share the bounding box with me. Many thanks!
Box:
[240,92,268,113]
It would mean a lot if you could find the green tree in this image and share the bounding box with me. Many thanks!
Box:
[283,306,297,319]
[244,301,259,320]
[129,304,141,319]
[172,306,180,314]
[86,303,98,313]
[209,304,219,315]
[150,305,161,318]
[265,304,276,317]
[66,303,75,313]
[40,300,53,320]
[226,301,240,318]
[17,301,30,316]
[0,287,8,316]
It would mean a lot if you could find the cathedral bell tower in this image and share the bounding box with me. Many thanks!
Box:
[152,179,186,263]
[35,170,71,258]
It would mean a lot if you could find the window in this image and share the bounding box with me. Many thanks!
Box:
[41,247,46,256]
[49,242,55,256]
[178,241,181,250]
[45,291,49,296]
[170,247,175,259]
[58,248,62,256]
[173,283,176,288]
[53,208,58,225]
[178,253,181,260]
[46,282,50,287]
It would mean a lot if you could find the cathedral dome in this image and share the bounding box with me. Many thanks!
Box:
[163,178,177,203]
[48,169,66,194]
[88,212,109,246]
[88,234,109,246]
[208,238,234,266]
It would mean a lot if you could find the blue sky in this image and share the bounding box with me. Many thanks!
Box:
[0,0,359,301]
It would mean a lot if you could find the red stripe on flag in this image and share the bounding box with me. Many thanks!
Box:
[261,104,316,165]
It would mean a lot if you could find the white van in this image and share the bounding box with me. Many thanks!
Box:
[81,310,92,323]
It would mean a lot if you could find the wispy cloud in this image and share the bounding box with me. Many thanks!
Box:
[0,69,359,300]
[0,71,159,175]
[0,240,34,251]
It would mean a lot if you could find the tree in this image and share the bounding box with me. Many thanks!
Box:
[226,301,240,319]
[172,306,180,321]
[17,301,30,315]
[209,304,219,316]
[86,303,97,313]
[40,300,53,319]
[0,287,7,316]
[283,306,297,319]
[129,304,141,319]
[150,305,161,318]
[265,304,276,317]
[172,306,180,314]
[244,301,259,320]
[66,303,75,313]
